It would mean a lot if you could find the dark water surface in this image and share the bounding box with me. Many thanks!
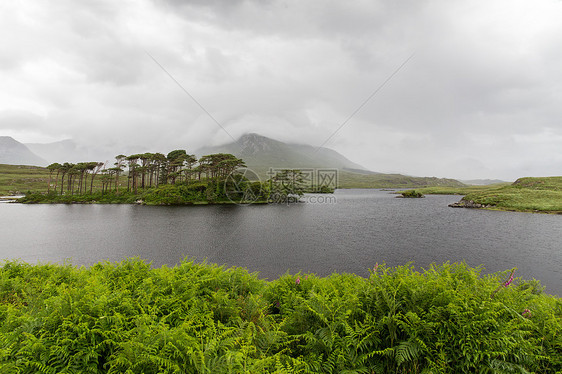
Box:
[1,189,560,295]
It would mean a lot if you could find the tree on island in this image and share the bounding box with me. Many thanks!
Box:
[46,163,62,193]
[268,169,306,203]
[40,150,260,204]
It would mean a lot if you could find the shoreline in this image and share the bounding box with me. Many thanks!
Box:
[14,198,271,206]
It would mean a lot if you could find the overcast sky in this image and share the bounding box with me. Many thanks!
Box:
[1,0,561,180]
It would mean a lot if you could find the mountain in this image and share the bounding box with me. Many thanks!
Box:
[0,136,47,166]
[196,133,465,188]
[196,133,370,174]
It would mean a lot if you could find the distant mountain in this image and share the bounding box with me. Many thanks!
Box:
[196,133,370,174]
[0,136,47,166]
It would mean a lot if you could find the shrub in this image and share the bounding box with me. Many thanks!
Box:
[0,259,560,373]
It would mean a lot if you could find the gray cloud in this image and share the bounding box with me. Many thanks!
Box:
[1,0,561,180]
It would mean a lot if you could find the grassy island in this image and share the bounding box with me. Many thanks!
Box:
[0,259,560,373]
[404,177,562,214]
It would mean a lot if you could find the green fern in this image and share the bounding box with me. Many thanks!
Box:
[0,259,560,373]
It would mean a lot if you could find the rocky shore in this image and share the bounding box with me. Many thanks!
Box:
[448,199,491,209]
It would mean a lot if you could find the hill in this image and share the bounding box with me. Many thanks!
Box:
[0,136,47,166]
[460,178,510,185]
[459,176,562,213]
[339,171,465,189]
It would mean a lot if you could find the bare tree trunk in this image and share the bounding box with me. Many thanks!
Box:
[54,171,59,193]
[47,171,52,193]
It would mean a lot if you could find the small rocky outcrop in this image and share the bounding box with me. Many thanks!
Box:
[398,190,425,198]
[448,199,491,208]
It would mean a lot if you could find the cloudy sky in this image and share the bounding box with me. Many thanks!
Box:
[1,0,561,180]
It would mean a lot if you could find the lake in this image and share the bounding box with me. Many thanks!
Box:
[0,189,560,295]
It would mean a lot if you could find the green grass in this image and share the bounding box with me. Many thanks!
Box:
[405,177,562,213]
[0,164,50,195]
[404,183,511,196]
[0,259,560,373]
[464,188,562,213]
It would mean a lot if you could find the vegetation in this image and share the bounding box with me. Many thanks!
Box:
[40,152,247,197]
[0,259,560,373]
[405,177,562,213]
[268,169,307,203]
[400,190,424,198]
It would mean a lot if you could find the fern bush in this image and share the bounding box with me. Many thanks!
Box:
[0,259,560,373]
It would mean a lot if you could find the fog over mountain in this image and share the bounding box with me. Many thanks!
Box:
[24,139,143,166]
[5,133,371,174]
[1,1,561,180]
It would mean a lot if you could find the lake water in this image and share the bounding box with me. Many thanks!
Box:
[0,189,560,295]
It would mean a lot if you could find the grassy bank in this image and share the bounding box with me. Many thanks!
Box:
[404,177,562,213]
[1,259,560,373]
[0,164,50,195]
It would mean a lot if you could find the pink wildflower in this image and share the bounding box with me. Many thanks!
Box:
[373,262,379,273]
[504,273,514,287]
[491,268,517,299]
[296,276,300,285]
[522,309,532,318]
